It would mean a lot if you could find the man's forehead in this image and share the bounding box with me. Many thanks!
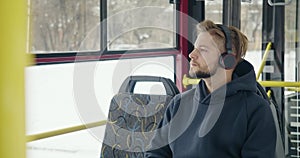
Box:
[194,32,217,48]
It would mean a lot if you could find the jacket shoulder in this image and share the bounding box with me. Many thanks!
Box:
[244,91,270,107]
[242,91,273,118]
[166,88,196,114]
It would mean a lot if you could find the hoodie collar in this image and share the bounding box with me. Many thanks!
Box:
[194,60,257,105]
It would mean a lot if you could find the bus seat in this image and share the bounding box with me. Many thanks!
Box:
[100,76,179,158]
[256,82,285,158]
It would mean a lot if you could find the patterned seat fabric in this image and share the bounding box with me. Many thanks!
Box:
[101,76,179,158]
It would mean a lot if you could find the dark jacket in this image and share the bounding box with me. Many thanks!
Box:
[145,60,276,158]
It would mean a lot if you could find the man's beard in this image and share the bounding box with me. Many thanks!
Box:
[189,65,218,79]
[189,70,211,78]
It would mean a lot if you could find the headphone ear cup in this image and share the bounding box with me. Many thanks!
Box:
[219,53,236,70]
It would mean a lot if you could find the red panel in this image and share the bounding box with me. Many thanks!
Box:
[36,50,179,64]
[176,1,190,92]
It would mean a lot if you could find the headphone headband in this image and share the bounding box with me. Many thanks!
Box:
[217,24,232,54]
[216,24,236,69]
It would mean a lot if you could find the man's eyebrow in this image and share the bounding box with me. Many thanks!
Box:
[194,44,208,49]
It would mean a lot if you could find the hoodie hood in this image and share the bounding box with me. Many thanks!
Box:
[195,60,257,105]
[228,59,257,94]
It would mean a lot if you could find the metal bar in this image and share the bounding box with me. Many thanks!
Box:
[262,1,286,146]
[26,120,107,142]
[170,0,180,4]
[256,42,272,80]
[258,81,300,87]
[182,74,199,88]
[223,0,241,28]
[101,0,107,51]
[268,0,293,6]
[287,87,300,91]
[183,75,300,88]
[0,0,28,157]
[271,0,285,142]
[267,90,272,98]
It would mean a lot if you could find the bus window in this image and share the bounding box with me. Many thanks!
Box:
[107,1,176,50]
[241,0,263,74]
[241,0,262,51]
[30,0,101,53]
[205,0,223,24]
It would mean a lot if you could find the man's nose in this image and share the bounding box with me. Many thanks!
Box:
[189,49,199,60]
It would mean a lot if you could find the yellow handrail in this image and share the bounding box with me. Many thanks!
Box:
[182,75,300,88]
[258,81,300,87]
[286,87,300,92]
[267,90,272,98]
[0,0,29,158]
[182,74,200,88]
[27,120,107,142]
[256,42,272,80]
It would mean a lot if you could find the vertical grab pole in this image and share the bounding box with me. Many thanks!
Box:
[0,0,28,158]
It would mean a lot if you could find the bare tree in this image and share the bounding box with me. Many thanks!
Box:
[31,0,99,53]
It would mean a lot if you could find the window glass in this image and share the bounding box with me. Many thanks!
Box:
[284,1,300,157]
[27,129,102,158]
[107,0,176,50]
[241,0,263,74]
[30,0,100,53]
[133,82,166,95]
[241,1,262,51]
[285,0,298,82]
[26,56,174,134]
[205,0,223,24]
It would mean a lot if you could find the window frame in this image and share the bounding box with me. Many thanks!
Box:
[33,0,180,65]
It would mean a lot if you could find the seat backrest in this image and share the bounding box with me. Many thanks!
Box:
[256,82,285,158]
[100,76,179,158]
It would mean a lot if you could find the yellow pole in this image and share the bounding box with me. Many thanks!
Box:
[27,120,107,142]
[0,0,28,158]
[258,81,300,87]
[256,42,272,80]
[267,90,272,98]
[182,74,200,88]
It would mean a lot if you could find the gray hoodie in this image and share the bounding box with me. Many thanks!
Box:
[145,60,276,158]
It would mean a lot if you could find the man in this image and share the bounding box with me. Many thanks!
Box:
[145,20,276,157]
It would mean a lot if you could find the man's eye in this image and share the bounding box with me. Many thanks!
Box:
[199,48,208,53]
